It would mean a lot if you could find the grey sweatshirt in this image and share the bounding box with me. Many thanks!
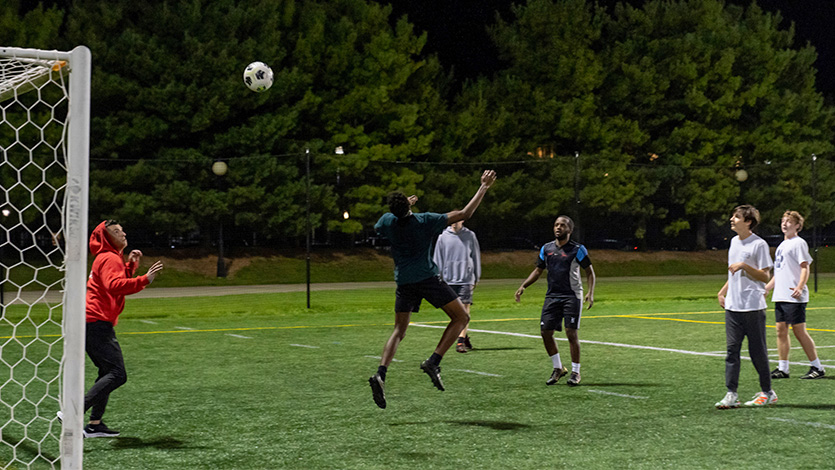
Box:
[432,226,481,285]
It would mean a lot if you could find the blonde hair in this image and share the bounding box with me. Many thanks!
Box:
[782,210,805,231]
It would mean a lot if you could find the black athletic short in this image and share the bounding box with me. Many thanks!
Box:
[775,302,807,325]
[395,275,459,313]
[449,284,474,305]
[540,296,582,331]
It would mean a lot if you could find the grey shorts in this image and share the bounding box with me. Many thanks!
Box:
[449,284,474,304]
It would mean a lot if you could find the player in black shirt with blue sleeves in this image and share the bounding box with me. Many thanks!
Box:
[515,216,596,386]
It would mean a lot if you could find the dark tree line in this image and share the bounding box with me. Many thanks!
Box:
[2,0,833,251]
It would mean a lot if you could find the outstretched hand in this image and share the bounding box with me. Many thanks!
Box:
[481,170,497,188]
[407,195,418,206]
[146,260,164,284]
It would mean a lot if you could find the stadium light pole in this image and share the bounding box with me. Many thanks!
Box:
[212,161,228,278]
[811,154,818,293]
[305,148,311,308]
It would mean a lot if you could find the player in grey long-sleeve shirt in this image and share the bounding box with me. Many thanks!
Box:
[433,221,481,352]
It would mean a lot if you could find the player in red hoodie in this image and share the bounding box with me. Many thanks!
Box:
[82,220,163,437]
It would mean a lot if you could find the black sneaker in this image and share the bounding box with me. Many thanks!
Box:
[420,360,445,391]
[800,367,825,380]
[567,371,581,387]
[546,366,568,386]
[83,422,120,438]
[369,374,386,409]
[463,336,473,351]
[455,342,467,353]
[770,368,790,379]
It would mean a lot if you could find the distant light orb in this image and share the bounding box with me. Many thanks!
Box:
[212,161,228,176]
[735,169,748,182]
[343,211,350,220]
[1,209,10,217]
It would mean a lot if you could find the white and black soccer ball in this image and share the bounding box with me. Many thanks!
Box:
[243,61,274,93]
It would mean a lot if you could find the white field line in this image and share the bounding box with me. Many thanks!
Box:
[290,344,319,349]
[587,389,648,400]
[411,323,834,370]
[767,418,835,430]
[365,355,403,363]
[138,320,158,325]
[449,369,503,377]
[174,326,194,330]
[226,334,252,339]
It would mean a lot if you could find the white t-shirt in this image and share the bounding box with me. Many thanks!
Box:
[725,233,773,312]
[771,236,813,303]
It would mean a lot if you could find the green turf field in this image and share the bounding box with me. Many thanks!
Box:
[2,275,835,469]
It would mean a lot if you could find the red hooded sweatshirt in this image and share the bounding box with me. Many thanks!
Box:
[86,221,150,326]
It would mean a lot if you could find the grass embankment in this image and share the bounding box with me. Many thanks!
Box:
[5,246,835,289]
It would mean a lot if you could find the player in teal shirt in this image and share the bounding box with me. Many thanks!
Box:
[369,170,497,409]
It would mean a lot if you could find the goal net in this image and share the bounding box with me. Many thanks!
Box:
[0,46,90,469]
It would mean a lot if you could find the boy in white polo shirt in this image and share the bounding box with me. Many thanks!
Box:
[715,205,776,409]
[766,210,824,380]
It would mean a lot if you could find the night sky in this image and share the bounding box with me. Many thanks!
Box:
[384,0,835,99]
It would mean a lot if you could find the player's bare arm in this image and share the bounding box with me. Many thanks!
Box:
[717,281,729,308]
[584,265,596,309]
[447,170,496,224]
[728,262,770,283]
[515,267,543,302]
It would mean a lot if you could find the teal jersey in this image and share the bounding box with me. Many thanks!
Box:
[375,212,449,285]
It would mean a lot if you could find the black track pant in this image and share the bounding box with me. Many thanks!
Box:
[84,321,127,421]
[724,310,771,394]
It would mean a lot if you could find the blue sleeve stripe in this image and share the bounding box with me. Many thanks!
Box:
[539,245,546,261]
[577,245,588,262]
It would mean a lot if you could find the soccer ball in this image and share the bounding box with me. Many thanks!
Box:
[243,61,274,93]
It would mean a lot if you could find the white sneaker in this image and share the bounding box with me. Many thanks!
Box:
[56,411,63,422]
[744,391,777,406]
[715,392,740,409]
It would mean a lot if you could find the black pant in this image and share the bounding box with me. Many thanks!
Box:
[724,310,771,394]
[84,321,127,421]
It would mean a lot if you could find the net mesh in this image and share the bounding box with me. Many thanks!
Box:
[1,53,71,469]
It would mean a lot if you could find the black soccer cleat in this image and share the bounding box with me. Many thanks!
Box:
[770,368,790,379]
[463,335,473,351]
[800,367,825,380]
[83,422,120,438]
[567,371,581,387]
[420,360,445,391]
[546,366,569,386]
[369,374,387,409]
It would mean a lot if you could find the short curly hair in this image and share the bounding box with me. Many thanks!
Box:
[387,192,411,218]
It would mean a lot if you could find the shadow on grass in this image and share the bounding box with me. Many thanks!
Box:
[112,436,196,450]
[579,382,663,387]
[389,420,531,431]
[446,420,531,431]
[470,347,534,351]
[773,404,835,410]
[0,433,58,464]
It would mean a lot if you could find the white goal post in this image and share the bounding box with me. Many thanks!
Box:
[0,46,90,470]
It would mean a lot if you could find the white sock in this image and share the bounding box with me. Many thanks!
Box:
[811,358,822,369]
[550,353,562,369]
[778,360,789,373]
[571,362,581,373]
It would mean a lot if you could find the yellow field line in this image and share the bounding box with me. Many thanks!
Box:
[3,306,834,339]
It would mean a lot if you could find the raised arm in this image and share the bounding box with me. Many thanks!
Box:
[447,170,496,225]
